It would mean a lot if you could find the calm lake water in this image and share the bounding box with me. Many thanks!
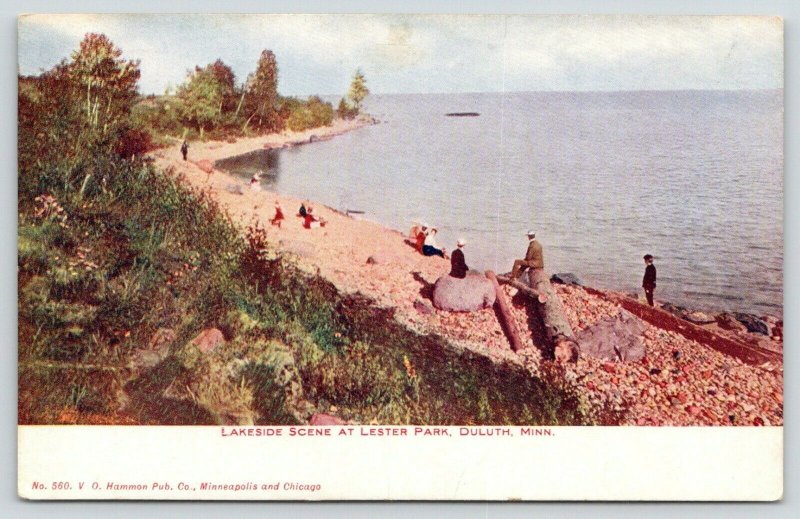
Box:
[216,90,783,317]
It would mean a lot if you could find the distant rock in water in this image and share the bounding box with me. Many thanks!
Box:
[445,112,480,117]
[432,272,495,312]
[551,273,583,286]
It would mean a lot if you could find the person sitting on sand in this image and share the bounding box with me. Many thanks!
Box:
[510,230,544,280]
[415,224,428,254]
[642,254,657,306]
[422,227,447,258]
[270,201,285,228]
[303,207,327,229]
[249,172,261,192]
[449,239,469,278]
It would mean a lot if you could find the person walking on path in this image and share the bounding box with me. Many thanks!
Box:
[642,254,657,306]
[449,239,469,278]
[180,140,189,161]
[510,230,544,280]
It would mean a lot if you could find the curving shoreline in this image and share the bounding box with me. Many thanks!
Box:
[150,120,783,426]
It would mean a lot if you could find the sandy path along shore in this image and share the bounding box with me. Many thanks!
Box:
[150,120,782,426]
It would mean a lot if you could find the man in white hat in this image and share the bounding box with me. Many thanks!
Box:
[449,238,469,278]
[510,230,544,280]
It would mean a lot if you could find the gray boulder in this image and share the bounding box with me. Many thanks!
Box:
[130,328,176,369]
[432,272,495,312]
[575,310,647,362]
[684,311,716,324]
[551,273,583,286]
[733,313,770,335]
[715,312,748,333]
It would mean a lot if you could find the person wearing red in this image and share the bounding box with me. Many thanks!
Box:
[270,201,285,228]
[302,207,326,229]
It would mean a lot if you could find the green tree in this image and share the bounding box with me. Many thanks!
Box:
[347,69,369,112]
[66,33,141,140]
[207,59,237,115]
[244,50,280,132]
[176,66,223,138]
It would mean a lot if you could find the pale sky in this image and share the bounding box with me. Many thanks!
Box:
[18,14,783,95]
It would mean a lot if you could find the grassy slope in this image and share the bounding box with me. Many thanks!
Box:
[19,87,602,427]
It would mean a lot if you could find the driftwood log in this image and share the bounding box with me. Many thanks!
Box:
[528,269,580,362]
[485,271,524,352]
[496,271,580,362]
[494,274,548,303]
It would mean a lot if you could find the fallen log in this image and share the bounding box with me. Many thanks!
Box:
[495,274,548,303]
[528,269,580,363]
[485,271,524,352]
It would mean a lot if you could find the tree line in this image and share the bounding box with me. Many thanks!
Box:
[151,50,369,140]
[20,32,370,159]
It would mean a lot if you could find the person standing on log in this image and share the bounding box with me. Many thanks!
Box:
[510,230,544,280]
[642,254,657,306]
[180,140,189,161]
[449,239,468,278]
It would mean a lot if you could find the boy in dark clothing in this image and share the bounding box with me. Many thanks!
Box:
[180,140,189,161]
[449,239,468,278]
[642,254,657,306]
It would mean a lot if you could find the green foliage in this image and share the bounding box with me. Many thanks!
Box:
[243,50,281,132]
[18,35,600,427]
[337,97,358,120]
[348,68,369,111]
[176,65,224,137]
[284,96,334,132]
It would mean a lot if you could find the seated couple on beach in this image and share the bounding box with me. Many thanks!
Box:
[298,203,326,229]
[410,223,447,258]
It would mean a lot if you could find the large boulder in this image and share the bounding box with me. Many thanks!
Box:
[130,328,176,369]
[575,310,647,362]
[715,312,748,333]
[733,313,770,335]
[432,272,495,312]
[190,328,225,353]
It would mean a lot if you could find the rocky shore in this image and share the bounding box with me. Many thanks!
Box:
[150,121,783,427]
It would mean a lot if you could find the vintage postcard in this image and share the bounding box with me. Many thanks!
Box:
[17,14,783,500]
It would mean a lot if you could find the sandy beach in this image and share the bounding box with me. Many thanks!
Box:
[151,120,783,426]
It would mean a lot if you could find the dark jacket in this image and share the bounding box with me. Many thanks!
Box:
[449,248,468,278]
[643,264,657,289]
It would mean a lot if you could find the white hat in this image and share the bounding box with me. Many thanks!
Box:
[457,239,466,247]
[526,230,536,236]
[422,222,430,228]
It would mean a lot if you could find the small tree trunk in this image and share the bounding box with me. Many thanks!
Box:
[486,271,524,352]
[234,91,246,118]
